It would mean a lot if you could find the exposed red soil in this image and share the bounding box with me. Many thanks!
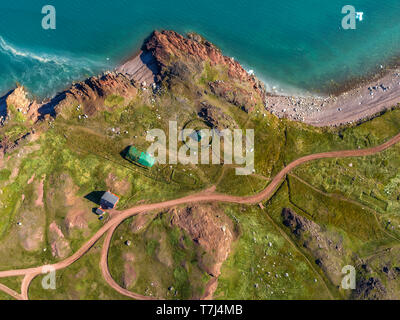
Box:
[35,176,45,207]
[144,30,266,102]
[171,205,235,277]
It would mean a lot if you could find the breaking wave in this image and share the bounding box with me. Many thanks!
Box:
[0,36,67,64]
[0,35,109,98]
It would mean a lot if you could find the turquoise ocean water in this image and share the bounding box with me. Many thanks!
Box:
[0,0,399,98]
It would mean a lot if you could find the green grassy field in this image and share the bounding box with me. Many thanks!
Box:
[28,239,130,300]
[108,211,211,300]
[215,201,333,300]
[0,60,400,300]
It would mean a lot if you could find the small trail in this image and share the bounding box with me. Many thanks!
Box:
[0,131,399,300]
[0,282,23,300]
[100,222,157,300]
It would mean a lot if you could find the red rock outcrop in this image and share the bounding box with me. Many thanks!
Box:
[208,80,257,112]
[69,72,137,102]
[144,30,266,103]
[41,72,138,117]
[170,205,235,277]
[20,30,266,119]
[146,31,246,81]
[6,85,40,122]
[49,221,71,259]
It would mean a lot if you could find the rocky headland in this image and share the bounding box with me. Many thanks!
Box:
[1,29,400,133]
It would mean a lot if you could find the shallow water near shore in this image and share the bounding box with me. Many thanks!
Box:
[0,0,399,98]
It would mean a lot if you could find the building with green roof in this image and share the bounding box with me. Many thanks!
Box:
[126,146,155,168]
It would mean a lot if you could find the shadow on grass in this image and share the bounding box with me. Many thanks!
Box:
[120,146,130,159]
[84,191,104,206]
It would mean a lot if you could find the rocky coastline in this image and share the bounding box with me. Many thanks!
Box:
[1,30,400,129]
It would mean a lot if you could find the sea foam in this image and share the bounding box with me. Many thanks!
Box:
[0,36,66,64]
[0,35,109,98]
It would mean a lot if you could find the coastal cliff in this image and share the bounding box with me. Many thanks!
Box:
[0,30,267,158]
[40,72,138,119]
[144,30,266,102]
[1,29,398,133]
[146,30,250,81]
[0,30,266,123]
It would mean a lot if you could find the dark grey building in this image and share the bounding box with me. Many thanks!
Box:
[100,191,120,209]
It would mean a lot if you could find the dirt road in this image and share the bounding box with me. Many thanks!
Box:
[0,283,23,300]
[100,224,157,300]
[1,131,400,300]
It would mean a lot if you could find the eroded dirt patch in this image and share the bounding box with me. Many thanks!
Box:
[35,176,45,207]
[122,252,137,289]
[130,212,157,233]
[170,204,236,277]
[17,209,45,252]
[49,221,71,259]
[46,173,91,234]
[106,173,131,196]
[27,174,35,185]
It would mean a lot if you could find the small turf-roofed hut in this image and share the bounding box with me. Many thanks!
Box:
[100,191,120,210]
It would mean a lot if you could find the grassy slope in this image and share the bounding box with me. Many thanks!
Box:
[216,199,334,300]
[28,236,130,300]
[108,212,210,300]
[0,60,399,299]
